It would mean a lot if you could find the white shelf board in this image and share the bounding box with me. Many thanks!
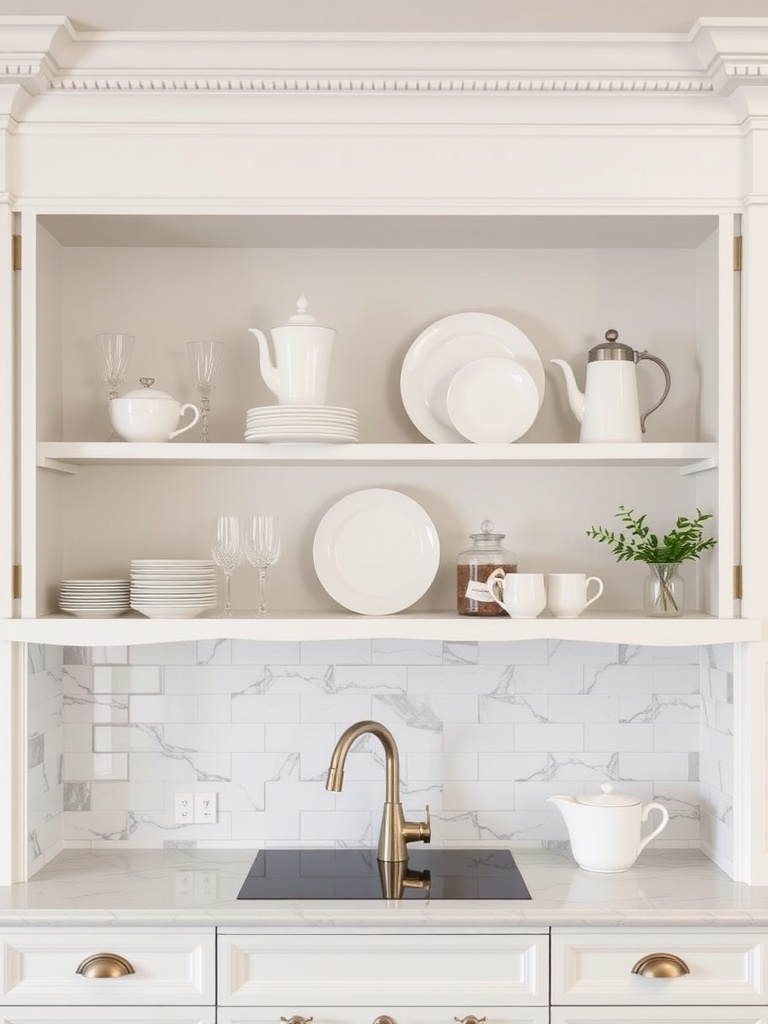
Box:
[36,441,718,471]
[0,611,759,646]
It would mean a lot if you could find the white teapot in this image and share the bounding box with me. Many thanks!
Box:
[548,784,669,873]
[109,378,200,442]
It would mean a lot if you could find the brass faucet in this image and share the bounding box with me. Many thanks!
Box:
[326,720,431,862]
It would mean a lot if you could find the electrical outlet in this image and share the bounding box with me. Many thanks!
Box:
[194,871,217,899]
[174,792,194,825]
[194,791,217,824]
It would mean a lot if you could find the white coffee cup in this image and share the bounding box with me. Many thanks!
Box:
[546,573,604,618]
[486,569,546,618]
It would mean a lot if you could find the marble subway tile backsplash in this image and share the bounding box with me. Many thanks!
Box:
[25,639,732,873]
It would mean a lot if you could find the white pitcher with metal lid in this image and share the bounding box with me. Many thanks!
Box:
[550,328,671,442]
[248,295,337,405]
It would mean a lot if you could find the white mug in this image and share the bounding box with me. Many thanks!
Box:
[546,573,604,618]
[486,569,546,619]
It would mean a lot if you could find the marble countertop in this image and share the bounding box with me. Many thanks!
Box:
[3,847,768,928]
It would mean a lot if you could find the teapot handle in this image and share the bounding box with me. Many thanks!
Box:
[638,801,670,853]
[635,351,671,433]
[169,403,201,440]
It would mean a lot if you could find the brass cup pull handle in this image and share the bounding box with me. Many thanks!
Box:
[76,953,135,978]
[280,1018,313,1024]
[373,1017,397,1024]
[631,953,690,978]
[455,1017,487,1024]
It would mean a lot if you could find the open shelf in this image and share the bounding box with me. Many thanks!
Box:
[36,441,719,473]
[1,611,759,647]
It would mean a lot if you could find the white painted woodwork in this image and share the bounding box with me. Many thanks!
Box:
[552,1011,768,1024]
[0,1013,216,1024]
[1,11,768,882]
[217,933,548,1007]
[551,929,768,1005]
[0,929,215,1006]
[218,1011,549,1024]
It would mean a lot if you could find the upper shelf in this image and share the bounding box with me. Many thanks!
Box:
[36,441,718,472]
[0,611,759,646]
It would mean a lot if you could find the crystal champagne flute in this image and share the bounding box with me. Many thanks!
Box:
[96,333,134,439]
[211,515,243,616]
[244,515,281,616]
[187,341,225,443]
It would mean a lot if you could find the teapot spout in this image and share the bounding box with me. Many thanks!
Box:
[550,359,585,424]
[248,327,280,397]
[547,793,579,828]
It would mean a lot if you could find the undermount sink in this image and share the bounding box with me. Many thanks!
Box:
[237,847,531,900]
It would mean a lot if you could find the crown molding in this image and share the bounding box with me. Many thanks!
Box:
[1,18,768,105]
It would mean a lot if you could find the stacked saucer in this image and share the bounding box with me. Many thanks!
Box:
[244,405,359,444]
[130,560,218,619]
[59,579,131,618]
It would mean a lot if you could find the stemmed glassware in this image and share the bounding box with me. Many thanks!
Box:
[187,341,225,443]
[244,515,281,616]
[211,515,243,616]
[96,333,134,438]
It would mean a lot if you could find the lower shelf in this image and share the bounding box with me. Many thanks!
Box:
[0,611,760,646]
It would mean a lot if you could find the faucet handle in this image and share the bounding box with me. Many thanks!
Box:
[422,803,432,844]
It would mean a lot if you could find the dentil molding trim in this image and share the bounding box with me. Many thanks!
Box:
[1,16,768,103]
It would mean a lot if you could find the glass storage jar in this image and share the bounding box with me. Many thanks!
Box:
[457,520,517,616]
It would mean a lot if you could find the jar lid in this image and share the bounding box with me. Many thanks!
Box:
[469,519,505,542]
[120,377,176,401]
[575,783,640,807]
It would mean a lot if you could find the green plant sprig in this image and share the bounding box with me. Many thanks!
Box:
[586,506,716,564]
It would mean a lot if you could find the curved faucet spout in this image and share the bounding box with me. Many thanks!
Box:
[326,719,430,863]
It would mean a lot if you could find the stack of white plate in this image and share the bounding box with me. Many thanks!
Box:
[130,560,218,619]
[244,405,359,444]
[59,579,131,618]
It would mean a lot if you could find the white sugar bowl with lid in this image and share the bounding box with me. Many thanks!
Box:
[548,783,669,872]
[109,378,201,442]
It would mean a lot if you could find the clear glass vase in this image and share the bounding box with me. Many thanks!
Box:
[643,562,685,617]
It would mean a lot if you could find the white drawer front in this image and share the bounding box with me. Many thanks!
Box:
[0,929,215,1006]
[552,929,768,1005]
[0,1011,215,1024]
[218,1009,549,1024]
[552,1010,768,1024]
[219,934,548,1006]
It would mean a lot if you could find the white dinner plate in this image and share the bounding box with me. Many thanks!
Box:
[446,357,540,443]
[60,607,130,618]
[245,432,358,444]
[400,311,545,443]
[312,488,440,615]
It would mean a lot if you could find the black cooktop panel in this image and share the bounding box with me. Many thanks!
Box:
[237,848,531,900]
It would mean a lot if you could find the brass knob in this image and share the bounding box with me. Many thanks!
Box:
[631,953,690,978]
[455,1017,487,1024]
[76,953,135,978]
[280,1018,313,1024]
[373,1017,398,1024]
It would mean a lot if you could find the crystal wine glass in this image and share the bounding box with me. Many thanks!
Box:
[96,333,134,439]
[244,515,281,616]
[187,341,225,443]
[211,515,243,616]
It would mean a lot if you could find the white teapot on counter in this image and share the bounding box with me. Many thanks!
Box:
[248,295,337,406]
[109,378,200,442]
[548,784,669,873]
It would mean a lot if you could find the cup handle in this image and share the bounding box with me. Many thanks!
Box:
[638,802,670,852]
[169,403,201,440]
[485,567,506,609]
[584,576,604,609]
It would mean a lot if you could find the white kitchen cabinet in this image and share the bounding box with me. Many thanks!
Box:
[552,1012,768,1024]
[218,932,547,1024]
[0,1014,215,1024]
[0,928,216,1006]
[551,927,768,1016]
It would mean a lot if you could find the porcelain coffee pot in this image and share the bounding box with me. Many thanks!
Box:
[548,784,669,872]
[248,295,337,406]
[550,329,671,442]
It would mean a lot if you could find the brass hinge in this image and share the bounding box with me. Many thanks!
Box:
[734,234,743,272]
[12,564,20,600]
[11,234,21,271]
[733,564,743,601]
